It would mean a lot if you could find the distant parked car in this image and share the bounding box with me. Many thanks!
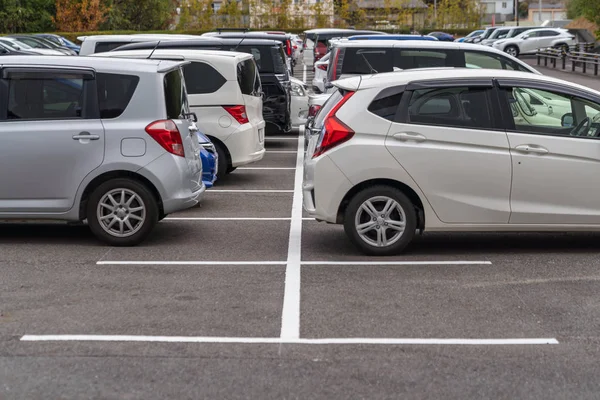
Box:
[0,55,204,245]
[36,33,81,54]
[8,35,77,55]
[290,77,309,132]
[77,34,199,55]
[303,28,386,62]
[427,31,455,41]
[492,28,577,57]
[455,30,484,43]
[197,132,218,188]
[304,68,600,255]
[312,52,330,94]
[480,26,539,47]
[0,42,36,55]
[348,34,438,41]
[0,37,66,56]
[472,27,499,44]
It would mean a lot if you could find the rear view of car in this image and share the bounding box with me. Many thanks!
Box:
[0,56,204,246]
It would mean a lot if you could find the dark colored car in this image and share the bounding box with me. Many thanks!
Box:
[203,31,296,71]
[427,31,455,41]
[8,35,77,55]
[35,34,81,54]
[112,38,292,134]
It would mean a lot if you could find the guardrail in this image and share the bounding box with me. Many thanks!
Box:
[537,43,599,75]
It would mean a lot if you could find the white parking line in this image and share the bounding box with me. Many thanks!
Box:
[265,137,299,141]
[208,189,294,193]
[20,335,559,345]
[266,150,297,154]
[164,217,315,221]
[300,261,492,266]
[96,261,287,265]
[280,135,305,340]
[303,64,307,83]
[237,167,296,170]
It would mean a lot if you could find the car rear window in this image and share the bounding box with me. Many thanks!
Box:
[163,69,187,119]
[183,62,226,95]
[341,48,394,74]
[237,58,260,96]
[228,45,286,75]
[94,41,129,53]
[97,73,139,119]
[395,49,460,69]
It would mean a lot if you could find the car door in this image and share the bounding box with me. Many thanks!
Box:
[496,79,600,224]
[520,31,543,54]
[537,30,561,49]
[385,80,512,224]
[0,67,105,213]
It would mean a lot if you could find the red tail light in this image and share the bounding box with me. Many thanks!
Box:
[223,105,249,124]
[331,48,341,81]
[313,91,355,158]
[145,120,185,157]
[286,40,292,56]
[308,104,321,117]
[317,63,327,71]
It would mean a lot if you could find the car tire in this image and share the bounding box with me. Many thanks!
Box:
[344,185,417,256]
[555,43,569,53]
[226,166,237,174]
[214,142,229,180]
[504,45,519,57]
[87,178,158,246]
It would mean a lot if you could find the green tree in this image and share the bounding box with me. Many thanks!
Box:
[101,0,175,30]
[0,0,55,33]
[567,0,600,36]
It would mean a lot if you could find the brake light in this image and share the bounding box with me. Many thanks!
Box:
[331,48,341,81]
[286,39,292,56]
[317,63,327,71]
[223,105,249,124]
[145,120,185,157]
[308,104,321,117]
[313,91,355,158]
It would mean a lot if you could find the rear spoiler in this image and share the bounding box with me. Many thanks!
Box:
[157,60,191,73]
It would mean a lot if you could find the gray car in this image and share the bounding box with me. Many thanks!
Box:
[0,56,204,245]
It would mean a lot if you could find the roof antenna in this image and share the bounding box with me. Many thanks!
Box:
[147,40,161,59]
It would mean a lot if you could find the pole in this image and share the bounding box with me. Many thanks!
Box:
[434,0,437,25]
[538,0,542,24]
[515,0,519,26]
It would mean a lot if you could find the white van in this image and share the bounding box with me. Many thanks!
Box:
[78,34,200,56]
[94,49,266,177]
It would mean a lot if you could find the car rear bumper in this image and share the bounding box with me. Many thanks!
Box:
[225,122,266,167]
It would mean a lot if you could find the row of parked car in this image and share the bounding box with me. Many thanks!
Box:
[301,29,600,255]
[0,30,312,246]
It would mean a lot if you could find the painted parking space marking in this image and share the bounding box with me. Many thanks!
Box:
[280,135,305,340]
[266,150,298,154]
[20,335,559,345]
[300,261,492,266]
[237,167,296,170]
[164,217,315,221]
[95,260,491,266]
[207,189,294,193]
[96,261,287,266]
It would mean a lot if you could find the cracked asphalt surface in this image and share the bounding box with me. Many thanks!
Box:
[1,54,600,399]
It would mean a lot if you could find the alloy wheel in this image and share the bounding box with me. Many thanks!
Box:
[354,196,407,247]
[96,188,146,238]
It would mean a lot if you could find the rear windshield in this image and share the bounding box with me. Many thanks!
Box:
[314,89,343,128]
[163,69,188,119]
[341,48,394,74]
[94,41,129,53]
[97,73,139,119]
[227,45,286,74]
[237,58,261,96]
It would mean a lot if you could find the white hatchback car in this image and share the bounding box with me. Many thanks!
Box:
[95,49,266,178]
[312,52,330,94]
[304,68,600,255]
[492,28,577,57]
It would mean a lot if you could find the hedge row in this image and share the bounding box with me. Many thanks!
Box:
[50,27,477,43]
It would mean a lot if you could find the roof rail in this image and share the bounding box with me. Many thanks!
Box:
[216,28,250,33]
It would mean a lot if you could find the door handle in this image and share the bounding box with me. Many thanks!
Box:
[72,132,100,141]
[514,144,548,155]
[393,132,427,142]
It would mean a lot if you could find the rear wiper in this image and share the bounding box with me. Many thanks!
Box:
[359,52,378,74]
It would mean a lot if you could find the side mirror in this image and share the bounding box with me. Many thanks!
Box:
[561,113,574,127]
[522,35,529,40]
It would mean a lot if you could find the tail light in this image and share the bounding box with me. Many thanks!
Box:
[317,64,327,71]
[331,48,341,81]
[145,120,185,157]
[308,104,321,117]
[286,39,292,56]
[313,91,355,158]
[223,105,249,124]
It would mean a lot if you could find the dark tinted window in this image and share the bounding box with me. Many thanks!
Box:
[182,62,226,95]
[395,49,460,69]
[97,73,139,119]
[341,48,393,74]
[95,41,129,53]
[229,45,286,74]
[408,86,492,129]
[7,74,84,120]
[237,59,260,96]
[164,69,186,119]
[368,87,404,121]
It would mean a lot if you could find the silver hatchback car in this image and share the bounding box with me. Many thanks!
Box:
[0,56,204,246]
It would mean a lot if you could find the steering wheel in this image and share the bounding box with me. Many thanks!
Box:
[571,117,591,137]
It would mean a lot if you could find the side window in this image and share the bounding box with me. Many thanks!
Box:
[502,86,600,137]
[182,62,226,95]
[237,59,259,96]
[368,87,404,121]
[94,42,127,53]
[6,72,86,120]
[464,51,503,69]
[97,73,139,119]
[408,86,492,129]
[164,69,186,119]
[541,30,560,37]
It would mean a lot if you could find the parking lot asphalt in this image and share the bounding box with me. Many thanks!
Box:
[3,55,600,399]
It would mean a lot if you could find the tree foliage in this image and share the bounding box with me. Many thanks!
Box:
[0,0,55,33]
[567,0,600,36]
[100,0,175,31]
[53,0,107,32]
